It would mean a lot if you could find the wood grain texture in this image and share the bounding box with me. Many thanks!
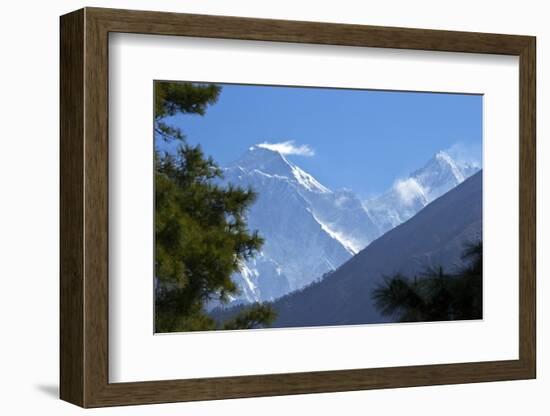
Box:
[59,8,85,407]
[518,38,537,376]
[83,10,110,406]
[59,7,537,408]
[88,7,532,54]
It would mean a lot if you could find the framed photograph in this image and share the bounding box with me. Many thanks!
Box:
[60,7,536,408]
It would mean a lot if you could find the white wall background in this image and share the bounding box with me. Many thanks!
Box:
[0,0,546,414]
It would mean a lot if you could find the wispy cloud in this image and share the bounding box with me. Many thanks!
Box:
[445,142,482,167]
[257,140,315,157]
[393,177,425,207]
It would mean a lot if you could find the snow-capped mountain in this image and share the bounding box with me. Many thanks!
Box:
[220,146,479,306]
[270,170,483,328]
[221,145,380,303]
[365,151,480,234]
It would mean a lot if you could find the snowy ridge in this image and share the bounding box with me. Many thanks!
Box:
[365,150,480,234]
[290,164,330,193]
[220,145,479,305]
[221,145,377,304]
[306,208,359,255]
[434,151,466,182]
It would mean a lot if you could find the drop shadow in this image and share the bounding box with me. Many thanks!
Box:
[35,384,59,399]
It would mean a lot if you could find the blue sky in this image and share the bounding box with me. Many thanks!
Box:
[160,82,482,196]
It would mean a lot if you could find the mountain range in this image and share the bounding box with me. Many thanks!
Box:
[214,169,483,327]
[219,144,480,305]
[367,150,479,234]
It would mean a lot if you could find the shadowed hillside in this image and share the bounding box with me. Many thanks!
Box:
[213,170,482,328]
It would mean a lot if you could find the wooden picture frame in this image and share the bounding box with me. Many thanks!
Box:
[60,7,536,408]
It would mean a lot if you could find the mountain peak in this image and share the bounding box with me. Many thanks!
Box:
[414,150,468,180]
[230,145,291,174]
[229,144,330,193]
[432,150,479,171]
[247,143,284,156]
[434,150,452,163]
[366,148,481,234]
[248,144,281,154]
[410,150,481,201]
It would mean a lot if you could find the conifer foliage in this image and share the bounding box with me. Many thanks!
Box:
[154,81,276,332]
[372,241,482,322]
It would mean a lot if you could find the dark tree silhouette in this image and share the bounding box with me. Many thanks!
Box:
[372,241,482,322]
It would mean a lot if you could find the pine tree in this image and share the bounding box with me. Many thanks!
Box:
[153,81,276,332]
[371,241,482,322]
